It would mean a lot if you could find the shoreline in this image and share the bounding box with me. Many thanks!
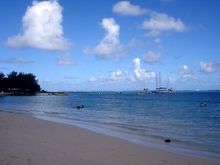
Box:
[0,91,69,96]
[0,111,219,165]
[35,113,220,160]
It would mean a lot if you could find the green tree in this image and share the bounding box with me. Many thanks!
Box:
[0,72,5,79]
[0,72,5,91]
[0,71,41,93]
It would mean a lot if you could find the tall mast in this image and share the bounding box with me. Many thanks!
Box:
[159,72,161,87]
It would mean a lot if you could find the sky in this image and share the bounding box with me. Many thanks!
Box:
[0,0,220,91]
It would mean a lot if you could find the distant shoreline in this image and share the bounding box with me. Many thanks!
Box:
[1,90,220,96]
[0,91,69,96]
[0,91,37,96]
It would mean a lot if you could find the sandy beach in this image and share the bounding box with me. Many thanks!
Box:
[0,111,219,165]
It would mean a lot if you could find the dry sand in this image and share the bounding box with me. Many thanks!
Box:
[0,111,219,165]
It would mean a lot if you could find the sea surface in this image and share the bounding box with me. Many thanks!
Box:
[0,91,220,159]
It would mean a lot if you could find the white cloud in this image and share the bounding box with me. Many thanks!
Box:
[112,1,187,37]
[200,61,219,73]
[113,1,147,16]
[143,51,161,64]
[84,18,122,58]
[89,76,97,82]
[6,0,71,51]
[108,69,136,82]
[133,58,155,81]
[142,13,187,36]
[88,69,136,83]
[0,57,32,64]
[88,58,156,84]
[109,70,123,81]
[179,65,194,79]
[57,54,74,66]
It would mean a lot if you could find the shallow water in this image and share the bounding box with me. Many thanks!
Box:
[0,91,220,159]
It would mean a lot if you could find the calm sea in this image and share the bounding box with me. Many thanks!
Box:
[0,91,220,159]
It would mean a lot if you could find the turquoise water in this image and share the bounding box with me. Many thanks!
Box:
[0,91,220,159]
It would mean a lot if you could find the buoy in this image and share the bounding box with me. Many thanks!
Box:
[165,139,171,143]
[76,106,81,109]
[76,105,85,109]
[200,101,207,107]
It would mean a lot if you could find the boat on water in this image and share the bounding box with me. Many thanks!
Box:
[152,72,175,93]
[136,87,175,95]
[136,72,175,95]
[152,87,175,93]
[136,88,151,96]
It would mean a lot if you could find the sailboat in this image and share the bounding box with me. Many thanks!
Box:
[152,72,175,93]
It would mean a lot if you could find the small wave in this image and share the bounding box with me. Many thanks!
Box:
[43,111,69,116]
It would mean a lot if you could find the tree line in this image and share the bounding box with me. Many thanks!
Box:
[0,71,41,93]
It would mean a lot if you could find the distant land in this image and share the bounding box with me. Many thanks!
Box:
[0,71,40,95]
[0,71,71,96]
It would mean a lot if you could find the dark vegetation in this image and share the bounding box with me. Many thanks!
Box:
[0,71,40,95]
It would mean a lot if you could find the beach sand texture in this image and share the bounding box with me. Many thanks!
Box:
[0,112,219,165]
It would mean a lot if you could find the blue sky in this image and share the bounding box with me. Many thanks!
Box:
[0,0,220,91]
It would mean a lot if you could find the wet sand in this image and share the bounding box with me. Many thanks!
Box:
[0,111,219,165]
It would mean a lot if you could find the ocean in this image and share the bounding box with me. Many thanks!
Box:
[0,91,220,159]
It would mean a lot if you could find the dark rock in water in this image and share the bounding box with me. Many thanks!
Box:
[165,139,171,143]
[76,105,84,109]
[200,101,207,107]
[76,106,81,109]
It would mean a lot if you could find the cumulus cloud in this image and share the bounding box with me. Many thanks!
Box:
[133,58,155,81]
[84,18,122,59]
[0,57,32,64]
[88,58,156,84]
[57,54,74,66]
[109,70,124,81]
[142,13,187,36]
[88,69,135,83]
[113,1,148,16]
[200,61,220,73]
[143,51,161,64]
[179,65,194,79]
[112,1,186,37]
[6,0,71,51]
[88,76,98,82]
[107,69,136,82]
